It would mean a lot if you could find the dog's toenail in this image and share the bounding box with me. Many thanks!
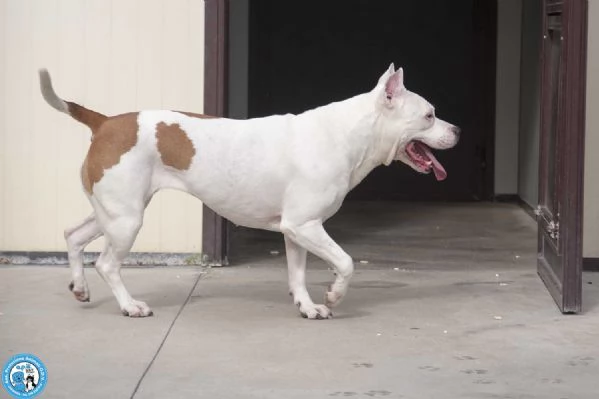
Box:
[148,311,154,317]
[122,310,129,316]
[68,281,74,291]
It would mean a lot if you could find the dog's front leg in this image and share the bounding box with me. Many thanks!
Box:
[284,235,332,319]
[282,220,354,311]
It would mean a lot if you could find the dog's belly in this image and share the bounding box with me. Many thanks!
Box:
[180,170,287,232]
[206,203,283,231]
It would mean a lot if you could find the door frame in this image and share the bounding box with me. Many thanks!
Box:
[202,0,229,265]
[537,0,588,313]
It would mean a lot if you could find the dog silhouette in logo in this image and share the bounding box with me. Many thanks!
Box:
[25,375,37,392]
[11,371,26,392]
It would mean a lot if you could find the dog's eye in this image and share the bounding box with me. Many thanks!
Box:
[425,112,434,120]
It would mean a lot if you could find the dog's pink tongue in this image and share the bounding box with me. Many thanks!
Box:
[416,142,447,181]
[430,157,447,181]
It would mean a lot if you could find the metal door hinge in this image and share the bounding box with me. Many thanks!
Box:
[534,205,542,216]
[535,206,559,240]
[546,220,559,240]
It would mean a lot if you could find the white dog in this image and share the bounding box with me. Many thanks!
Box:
[39,64,459,319]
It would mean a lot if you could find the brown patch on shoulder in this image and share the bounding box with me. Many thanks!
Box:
[175,111,218,119]
[81,113,139,193]
[156,122,196,170]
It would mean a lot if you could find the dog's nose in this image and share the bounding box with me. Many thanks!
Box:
[452,126,461,138]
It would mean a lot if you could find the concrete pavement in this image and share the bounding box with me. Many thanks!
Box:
[1,265,598,399]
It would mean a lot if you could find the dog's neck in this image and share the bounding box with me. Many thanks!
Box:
[298,88,396,190]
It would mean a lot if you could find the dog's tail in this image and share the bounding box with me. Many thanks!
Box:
[38,68,107,133]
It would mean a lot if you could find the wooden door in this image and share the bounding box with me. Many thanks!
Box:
[537,0,587,313]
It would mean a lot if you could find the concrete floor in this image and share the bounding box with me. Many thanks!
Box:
[1,203,598,399]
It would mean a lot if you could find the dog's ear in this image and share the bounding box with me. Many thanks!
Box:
[377,63,395,86]
[387,63,395,75]
[384,68,405,105]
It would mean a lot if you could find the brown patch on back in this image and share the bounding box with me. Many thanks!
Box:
[175,111,218,119]
[156,122,196,170]
[81,113,139,193]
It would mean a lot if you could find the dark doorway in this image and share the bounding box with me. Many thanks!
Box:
[203,0,498,263]
[247,0,497,201]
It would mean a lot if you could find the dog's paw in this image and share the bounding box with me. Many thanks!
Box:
[298,303,332,320]
[121,300,154,318]
[68,281,90,302]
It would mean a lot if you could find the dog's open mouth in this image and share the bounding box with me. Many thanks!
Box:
[405,141,447,181]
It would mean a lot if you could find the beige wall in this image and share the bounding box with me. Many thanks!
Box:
[584,1,599,258]
[0,0,205,253]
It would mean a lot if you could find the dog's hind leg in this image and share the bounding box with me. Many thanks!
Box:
[94,213,152,317]
[64,214,103,302]
[281,221,354,311]
[284,236,332,319]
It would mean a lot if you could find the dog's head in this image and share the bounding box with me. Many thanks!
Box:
[373,64,460,181]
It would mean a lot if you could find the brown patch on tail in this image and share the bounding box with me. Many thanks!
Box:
[81,113,139,194]
[67,102,108,133]
[156,122,196,170]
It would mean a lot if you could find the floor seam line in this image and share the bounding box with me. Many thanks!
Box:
[130,270,204,399]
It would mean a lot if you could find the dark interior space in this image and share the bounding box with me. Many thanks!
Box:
[229,0,497,261]
[247,0,496,201]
